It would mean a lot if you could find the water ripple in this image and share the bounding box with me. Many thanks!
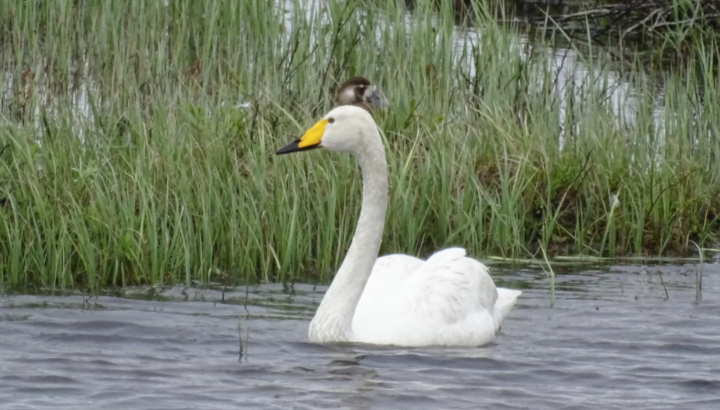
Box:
[1,262,720,409]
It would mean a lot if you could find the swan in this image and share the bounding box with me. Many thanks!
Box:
[335,76,387,113]
[276,105,522,347]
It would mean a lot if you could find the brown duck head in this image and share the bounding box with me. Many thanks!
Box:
[336,76,388,113]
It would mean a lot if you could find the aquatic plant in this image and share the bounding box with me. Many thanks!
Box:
[0,0,718,289]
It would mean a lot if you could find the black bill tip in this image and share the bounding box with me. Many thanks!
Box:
[276,139,320,155]
[368,92,388,108]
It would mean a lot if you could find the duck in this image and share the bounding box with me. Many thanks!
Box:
[335,76,387,114]
[276,105,521,347]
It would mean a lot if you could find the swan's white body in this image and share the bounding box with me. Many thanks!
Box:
[277,105,521,347]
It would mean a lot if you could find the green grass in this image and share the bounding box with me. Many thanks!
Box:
[0,0,718,290]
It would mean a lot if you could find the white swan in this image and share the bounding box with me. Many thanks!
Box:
[276,105,522,347]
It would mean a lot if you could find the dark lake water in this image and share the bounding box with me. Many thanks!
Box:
[2,262,720,409]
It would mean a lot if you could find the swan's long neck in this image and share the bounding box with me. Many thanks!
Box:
[308,128,388,343]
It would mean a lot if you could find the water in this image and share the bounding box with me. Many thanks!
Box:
[2,262,719,409]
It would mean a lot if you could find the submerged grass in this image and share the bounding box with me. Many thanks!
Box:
[0,0,718,290]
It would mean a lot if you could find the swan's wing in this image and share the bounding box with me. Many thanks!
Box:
[352,253,423,330]
[365,253,424,293]
[400,248,498,325]
[413,249,521,332]
[353,248,502,346]
[352,248,521,346]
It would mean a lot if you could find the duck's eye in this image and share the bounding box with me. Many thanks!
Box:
[328,117,335,123]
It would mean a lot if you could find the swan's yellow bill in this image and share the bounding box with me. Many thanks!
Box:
[276,119,328,155]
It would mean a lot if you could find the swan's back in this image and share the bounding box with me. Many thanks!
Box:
[352,248,517,347]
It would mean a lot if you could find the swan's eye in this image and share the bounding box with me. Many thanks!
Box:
[328,117,335,123]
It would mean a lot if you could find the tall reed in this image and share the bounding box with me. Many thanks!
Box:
[0,0,718,290]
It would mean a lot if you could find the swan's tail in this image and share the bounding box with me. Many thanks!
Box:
[493,287,522,332]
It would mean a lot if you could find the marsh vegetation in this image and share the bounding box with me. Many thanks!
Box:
[0,0,718,289]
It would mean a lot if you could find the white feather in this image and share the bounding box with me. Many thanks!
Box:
[352,248,519,346]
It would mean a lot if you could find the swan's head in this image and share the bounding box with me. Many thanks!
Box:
[276,105,378,156]
[336,76,388,112]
